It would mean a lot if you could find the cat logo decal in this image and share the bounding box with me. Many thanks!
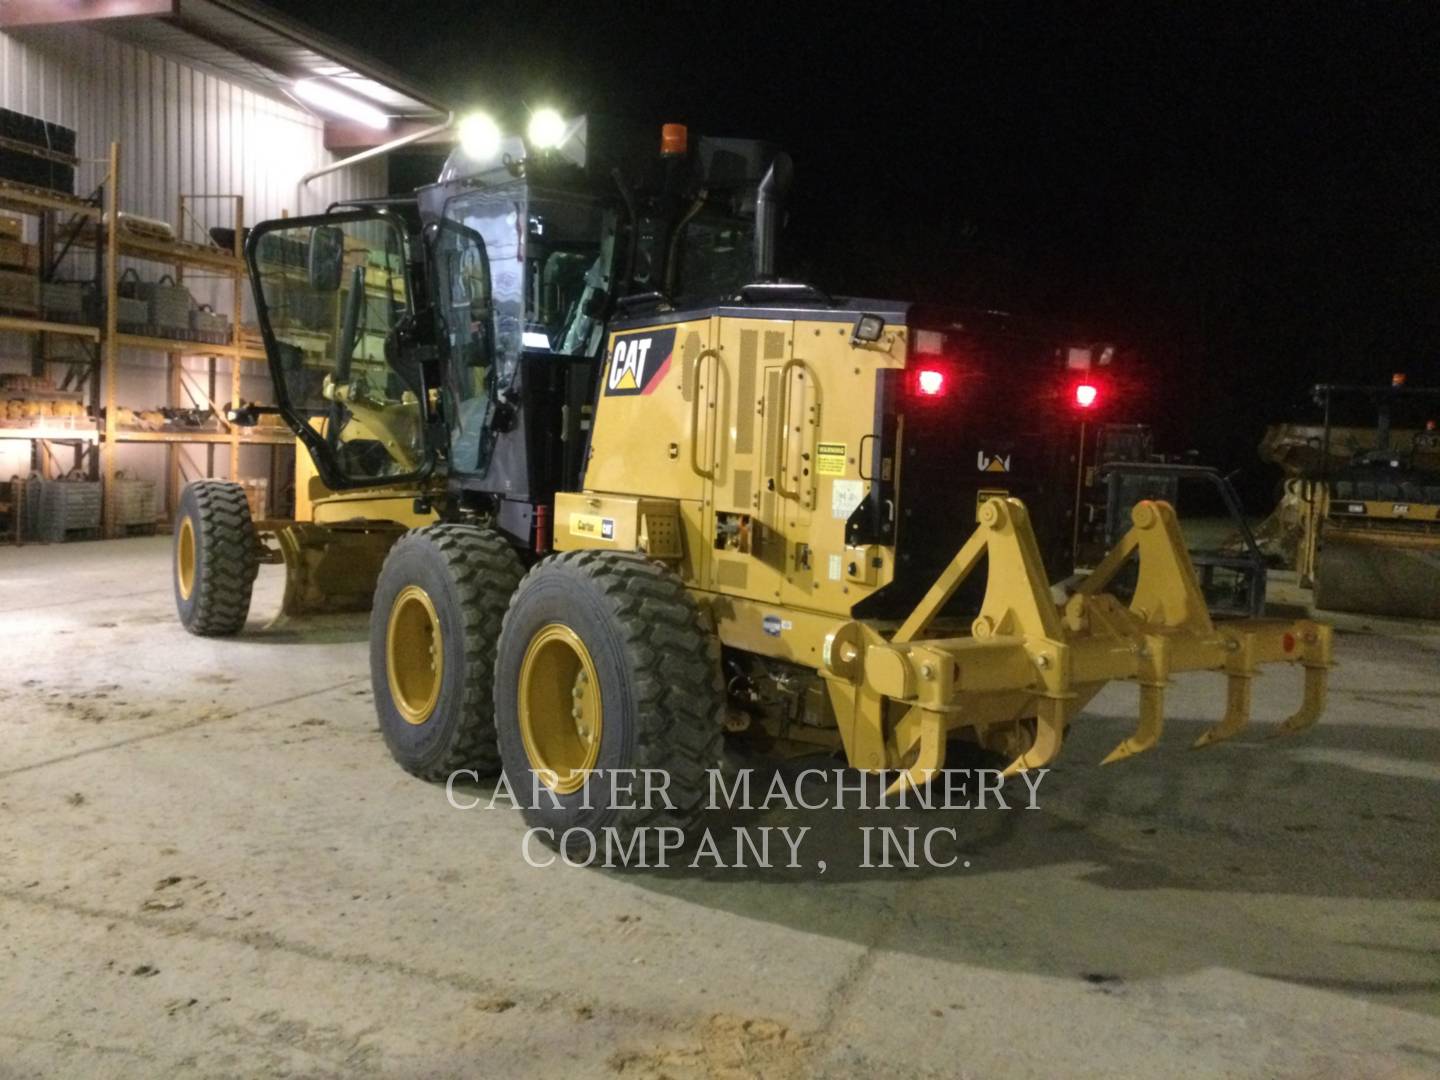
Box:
[605,328,677,396]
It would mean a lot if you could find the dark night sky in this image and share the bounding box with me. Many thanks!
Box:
[273,1,1440,486]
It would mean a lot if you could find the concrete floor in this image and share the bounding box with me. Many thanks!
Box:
[1,535,1438,1079]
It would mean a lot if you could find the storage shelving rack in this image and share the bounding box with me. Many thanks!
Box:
[0,154,104,505]
[0,141,288,539]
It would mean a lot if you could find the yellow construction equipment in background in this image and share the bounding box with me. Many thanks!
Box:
[1259,380,1440,619]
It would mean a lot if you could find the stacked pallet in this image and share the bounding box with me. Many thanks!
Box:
[0,108,77,195]
[0,213,39,314]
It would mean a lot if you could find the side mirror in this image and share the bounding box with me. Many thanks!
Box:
[308,226,345,291]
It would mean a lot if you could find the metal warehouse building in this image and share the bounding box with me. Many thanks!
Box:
[0,0,445,539]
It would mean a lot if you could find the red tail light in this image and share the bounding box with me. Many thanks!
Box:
[916,368,946,397]
[1074,382,1099,409]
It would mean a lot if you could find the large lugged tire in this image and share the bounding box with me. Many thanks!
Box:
[494,550,725,851]
[173,480,259,637]
[371,524,525,780]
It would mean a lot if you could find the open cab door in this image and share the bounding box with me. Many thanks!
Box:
[246,208,436,491]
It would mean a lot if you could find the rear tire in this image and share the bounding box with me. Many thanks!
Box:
[173,480,259,637]
[371,524,525,780]
[494,550,724,855]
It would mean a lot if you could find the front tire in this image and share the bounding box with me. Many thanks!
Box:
[173,480,259,637]
[495,550,724,851]
[370,524,525,780]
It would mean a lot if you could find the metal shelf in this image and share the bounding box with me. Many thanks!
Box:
[73,228,244,274]
[115,331,241,356]
[0,314,100,340]
[112,429,291,445]
[0,181,101,221]
[0,143,281,537]
[0,426,293,447]
[0,425,98,442]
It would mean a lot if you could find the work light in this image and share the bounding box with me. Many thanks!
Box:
[458,112,501,160]
[527,108,566,150]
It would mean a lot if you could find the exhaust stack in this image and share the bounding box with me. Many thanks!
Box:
[754,152,794,281]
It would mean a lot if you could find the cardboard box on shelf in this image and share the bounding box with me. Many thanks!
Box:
[0,269,39,314]
[0,239,40,272]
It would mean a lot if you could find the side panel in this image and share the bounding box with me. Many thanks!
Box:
[703,315,908,657]
[586,318,712,502]
[582,310,911,665]
[706,317,791,603]
[778,318,905,612]
[584,317,713,583]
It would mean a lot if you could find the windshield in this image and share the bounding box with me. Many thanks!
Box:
[433,185,615,476]
[527,195,617,356]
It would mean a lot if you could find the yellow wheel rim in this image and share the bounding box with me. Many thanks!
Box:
[177,516,197,601]
[386,585,444,725]
[518,623,603,795]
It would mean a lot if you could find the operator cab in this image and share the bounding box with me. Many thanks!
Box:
[245,116,780,543]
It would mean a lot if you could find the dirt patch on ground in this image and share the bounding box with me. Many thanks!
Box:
[608,1013,813,1079]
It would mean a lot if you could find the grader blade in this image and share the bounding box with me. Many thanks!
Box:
[826,497,1335,784]
[271,522,404,617]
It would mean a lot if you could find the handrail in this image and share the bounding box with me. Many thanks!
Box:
[688,348,720,478]
[774,357,805,500]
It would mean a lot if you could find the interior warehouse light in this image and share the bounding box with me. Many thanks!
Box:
[527,107,567,150]
[293,79,389,130]
[458,111,502,160]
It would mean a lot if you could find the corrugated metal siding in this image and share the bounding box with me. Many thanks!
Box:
[0,24,383,222]
[0,24,390,505]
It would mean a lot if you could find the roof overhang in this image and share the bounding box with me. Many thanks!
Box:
[1,0,454,149]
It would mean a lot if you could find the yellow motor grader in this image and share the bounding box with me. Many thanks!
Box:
[173,116,1332,842]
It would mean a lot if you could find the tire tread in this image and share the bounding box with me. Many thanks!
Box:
[377,523,524,779]
[501,549,724,837]
[177,480,259,637]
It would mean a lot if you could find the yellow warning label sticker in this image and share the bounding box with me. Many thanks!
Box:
[571,513,616,541]
[816,442,848,477]
[976,488,1008,520]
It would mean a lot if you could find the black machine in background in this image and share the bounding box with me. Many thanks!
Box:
[1069,422,1269,617]
[1100,462,1269,618]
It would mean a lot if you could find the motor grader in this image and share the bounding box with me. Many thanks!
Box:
[172,116,1333,844]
